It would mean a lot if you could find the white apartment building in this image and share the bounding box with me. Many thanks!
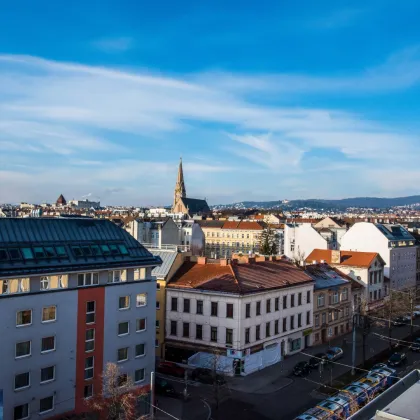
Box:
[341,223,417,290]
[284,223,343,261]
[165,256,314,376]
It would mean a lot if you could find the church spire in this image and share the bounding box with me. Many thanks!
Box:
[173,157,186,209]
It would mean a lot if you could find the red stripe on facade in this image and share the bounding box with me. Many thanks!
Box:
[75,287,105,413]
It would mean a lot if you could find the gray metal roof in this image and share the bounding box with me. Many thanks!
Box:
[0,218,161,277]
[150,249,178,279]
[305,265,350,290]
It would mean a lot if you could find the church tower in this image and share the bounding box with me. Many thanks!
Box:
[173,158,186,210]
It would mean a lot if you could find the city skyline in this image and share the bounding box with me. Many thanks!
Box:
[1,1,420,205]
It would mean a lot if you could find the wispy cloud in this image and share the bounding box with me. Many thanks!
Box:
[0,52,419,204]
[92,36,134,53]
[309,8,363,29]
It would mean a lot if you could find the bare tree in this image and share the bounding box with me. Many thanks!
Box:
[86,362,146,420]
[292,247,306,267]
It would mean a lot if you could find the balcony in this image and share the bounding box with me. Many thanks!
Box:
[143,243,190,252]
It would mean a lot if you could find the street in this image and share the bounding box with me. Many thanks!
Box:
[157,321,420,420]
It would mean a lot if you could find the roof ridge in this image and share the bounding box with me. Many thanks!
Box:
[228,263,242,293]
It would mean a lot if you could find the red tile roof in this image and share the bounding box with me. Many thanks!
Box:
[306,249,381,268]
[168,259,313,294]
[222,221,265,230]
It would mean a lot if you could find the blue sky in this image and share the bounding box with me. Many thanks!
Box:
[1,0,420,206]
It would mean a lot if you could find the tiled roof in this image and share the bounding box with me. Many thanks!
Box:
[221,221,265,230]
[150,249,178,279]
[0,218,161,277]
[168,259,313,294]
[306,249,381,268]
[180,197,211,215]
[196,220,224,229]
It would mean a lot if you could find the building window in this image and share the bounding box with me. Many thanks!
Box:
[86,301,96,324]
[119,296,130,310]
[135,368,145,383]
[226,303,234,318]
[40,276,50,291]
[42,306,56,323]
[16,310,32,327]
[211,302,218,317]
[134,268,146,280]
[171,297,178,311]
[291,294,295,307]
[78,273,99,287]
[275,297,279,311]
[118,321,129,336]
[298,293,302,306]
[85,356,94,379]
[307,290,311,304]
[245,328,250,344]
[156,320,160,329]
[211,327,218,342]
[283,295,287,309]
[183,299,190,313]
[332,292,339,304]
[41,366,55,384]
[136,293,147,307]
[39,396,54,414]
[156,282,161,290]
[15,341,31,358]
[226,328,233,345]
[85,329,95,352]
[322,312,326,324]
[183,322,190,338]
[283,318,287,332]
[370,291,373,302]
[170,321,177,336]
[369,272,373,285]
[378,290,382,299]
[298,313,302,328]
[136,318,146,332]
[266,322,270,337]
[196,300,203,314]
[374,290,377,300]
[256,325,261,340]
[315,314,319,327]
[290,338,301,352]
[118,374,128,387]
[15,372,30,390]
[342,288,348,301]
[135,343,145,357]
[317,294,325,308]
[108,270,125,283]
[256,301,261,316]
[117,347,128,362]
[274,320,279,335]
[306,311,311,325]
[41,336,55,353]
[84,384,93,399]
[245,303,251,318]
[266,299,271,313]
[14,403,29,420]
[196,324,203,340]
[290,315,295,330]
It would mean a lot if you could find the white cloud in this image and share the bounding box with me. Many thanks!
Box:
[0,52,419,204]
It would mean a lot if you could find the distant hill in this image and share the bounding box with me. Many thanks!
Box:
[213,195,420,210]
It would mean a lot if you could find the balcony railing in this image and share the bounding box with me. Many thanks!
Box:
[142,243,190,252]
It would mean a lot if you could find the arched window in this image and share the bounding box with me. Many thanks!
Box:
[40,276,50,291]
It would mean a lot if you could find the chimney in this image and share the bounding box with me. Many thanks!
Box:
[256,256,266,262]
[220,258,229,266]
[231,258,238,265]
[197,256,207,265]
[248,256,256,264]
[331,250,341,264]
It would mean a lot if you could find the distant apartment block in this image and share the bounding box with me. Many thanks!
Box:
[0,218,161,420]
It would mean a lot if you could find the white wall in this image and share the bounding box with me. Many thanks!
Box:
[284,224,328,260]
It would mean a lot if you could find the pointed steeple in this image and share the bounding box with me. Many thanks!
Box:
[173,157,186,209]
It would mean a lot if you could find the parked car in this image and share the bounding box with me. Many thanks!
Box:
[293,361,311,377]
[156,361,185,378]
[371,363,388,370]
[411,338,420,352]
[191,368,225,385]
[387,352,407,367]
[326,347,344,361]
[155,377,179,398]
[392,317,406,327]
[308,353,329,369]
[413,311,420,318]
